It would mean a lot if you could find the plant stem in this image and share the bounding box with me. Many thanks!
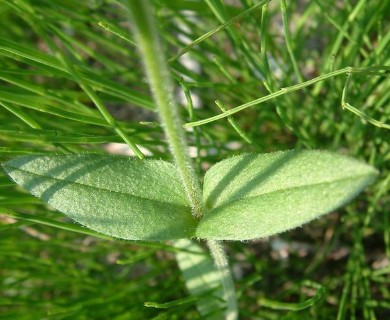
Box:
[127,0,203,218]
[184,66,390,127]
[215,99,253,144]
[207,240,238,320]
[127,2,238,318]
[280,0,304,83]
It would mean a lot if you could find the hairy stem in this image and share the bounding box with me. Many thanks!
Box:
[127,2,238,318]
[127,0,203,218]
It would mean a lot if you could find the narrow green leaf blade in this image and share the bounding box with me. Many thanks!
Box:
[3,154,196,240]
[197,150,378,240]
[174,239,225,319]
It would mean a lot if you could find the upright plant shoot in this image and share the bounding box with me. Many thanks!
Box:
[1,1,379,319]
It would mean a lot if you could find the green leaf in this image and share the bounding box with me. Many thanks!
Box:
[174,239,225,319]
[3,154,196,240]
[196,150,378,240]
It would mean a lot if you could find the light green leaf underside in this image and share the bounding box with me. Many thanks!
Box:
[197,150,378,240]
[3,154,196,240]
[174,239,225,319]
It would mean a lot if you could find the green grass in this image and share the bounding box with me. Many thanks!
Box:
[1,0,389,319]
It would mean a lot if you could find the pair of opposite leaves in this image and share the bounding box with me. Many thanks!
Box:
[3,150,378,241]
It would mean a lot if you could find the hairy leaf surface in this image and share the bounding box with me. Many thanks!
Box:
[196,150,378,240]
[3,154,196,240]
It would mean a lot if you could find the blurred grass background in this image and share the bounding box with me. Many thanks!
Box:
[0,0,389,319]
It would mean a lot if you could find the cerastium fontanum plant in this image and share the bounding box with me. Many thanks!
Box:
[1,1,380,319]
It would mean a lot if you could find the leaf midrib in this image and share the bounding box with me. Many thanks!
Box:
[208,172,375,209]
[7,166,190,208]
